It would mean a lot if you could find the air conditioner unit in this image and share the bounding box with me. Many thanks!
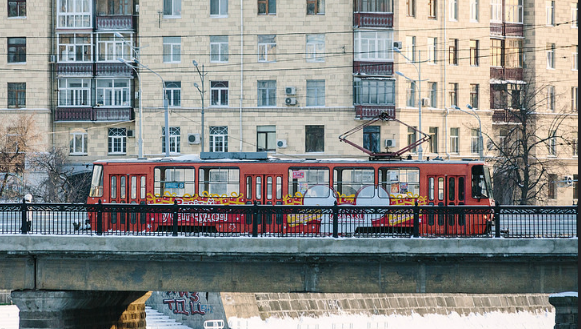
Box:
[285,97,297,106]
[393,41,403,50]
[277,139,287,148]
[188,133,201,144]
[565,175,574,186]
[127,130,135,138]
[385,139,396,148]
[285,87,296,95]
[421,98,430,107]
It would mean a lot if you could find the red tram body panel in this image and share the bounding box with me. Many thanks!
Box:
[87,154,494,236]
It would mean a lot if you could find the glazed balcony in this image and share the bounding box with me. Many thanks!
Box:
[354,61,393,76]
[56,63,94,77]
[490,22,524,37]
[95,62,134,77]
[355,105,395,119]
[96,15,134,30]
[55,107,132,122]
[354,12,393,28]
[490,67,523,81]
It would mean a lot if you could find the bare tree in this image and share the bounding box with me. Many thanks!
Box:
[0,114,42,200]
[486,80,576,205]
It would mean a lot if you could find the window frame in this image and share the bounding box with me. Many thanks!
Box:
[306,80,325,107]
[162,126,181,154]
[449,39,458,65]
[573,45,578,71]
[305,125,325,153]
[210,0,228,17]
[427,37,437,64]
[490,0,502,23]
[546,1,555,26]
[548,131,557,156]
[353,78,395,106]
[449,83,458,107]
[108,127,127,155]
[97,33,132,62]
[505,0,523,23]
[572,86,578,112]
[258,0,276,15]
[363,126,381,153]
[7,37,26,64]
[471,129,480,154]
[257,125,276,152]
[210,36,229,63]
[548,174,557,199]
[96,78,131,107]
[307,0,325,15]
[470,40,479,66]
[163,0,181,17]
[257,80,276,107]
[70,130,88,155]
[58,33,93,63]
[58,78,91,107]
[354,30,394,61]
[470,0,479,22]
[546,43,555,69]
[547,86,556,112]
[428,81,437,108]
[428,0,437,18]
[209,126,229,152]
[7,82,26,109]
[164,81,181,108]
[406,0,415,17]
[406,81,416,107]
[8,0,26,18]
[470,84,479,109]
[450,127,459,154]
[258,35,276,63]
[210,81,229,107]
[57,0,92,28]
[572,3,578,28]
[163,36,181,63]
[306,34,325,62]
[429,127,439,153]
[449,0,458,21]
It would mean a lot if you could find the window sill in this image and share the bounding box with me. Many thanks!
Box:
[163,15,181,19]
[210,61,229,64]
[70,153,88,156]
[210,15,228,18]
[7,16,26,19]
[7,62,26,65]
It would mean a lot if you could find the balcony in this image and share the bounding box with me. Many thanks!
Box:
[55,107,93,121]
[56,63,94,77]
[96,15,134,30]
[492,109,521,124]
[354,61,393,76]
[490,22,524,37]
[490,67,523,81]
[354,12,393,28]
[95,62,134,77]
[355,105,395,119]
[93,107,132,121]
[55,107,132,122]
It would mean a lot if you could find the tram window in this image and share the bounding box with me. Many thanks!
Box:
[429,177,435,200]
[120,176,126,199]
[267,177,273,199]
[288,168,329,197]
[89,165,104,197]
[276,176,282,199]
[379,167,420,197]
[256,176,262,200]
[458,177,465,201]
[199,168,240,196]
[131,176,137,199]
[155,167,196,197]
[471,165,490,199]
[111,176,117,199]
[246,176,252,199]
[140,176,146,199]
[448,177,455,201]
[333,168,374,197]
[438,178,444,200]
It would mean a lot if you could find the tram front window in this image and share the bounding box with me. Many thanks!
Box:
[89,165,103,197]
[471,165,491,199]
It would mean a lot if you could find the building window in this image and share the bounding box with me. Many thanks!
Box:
[548,174,557,199]
[354,78,395,105]
[307,0,324,15]
[429,127,438,153]
[210,0,228,16]
[573,134,578,157]
[8,0,26,17]
[356,0,393,12]
[449,39,458,65]
[70,130,88,155]
[491,39,504,67]
[449,0,458,21]
[470,0,479,21]
[506,0,523,23]
[574,174,579,200]
[428,0,437,18]
[162,127,181,154]
[210,36,229,63]
[407,127,417,153]
[506,39,523,68]
[164,81,181,107]
[258,0,276,14]
[163,0,181,17]
[211,81,229,106]
[428,82,437,108]
[406,36,416,62]
[7,38,26,63]
[573,45,578,71]
[363,126,380,153]
[427,37,437,64]
[163,37,181,63]
[59,34,93,62]
[7,83,25,108]
[258,80,276,107]
[209,126,228,152]
[548,130,557,156]
[470,40,479,66]
[96,0,132,15]
[306,80,325,107]
[490,0,502,22]
[306,34,325,62]
[406,81,416,107]
[58,78,90,106]
[57,0,91,28]
[258,35,276,62]
[470,84,479,109]
[108,128,127,154]
[510,84,522,109]
[449,83,458,107]
[305,125,324,152]
[257,125,276,152]
[471,129,480,154]
[97,33,131,62]
[572,87,578,111]
[572,3,578,28]
[547,86,555,111]
[96,79,130,107]
[406,0,415,17]
[546,1,555,26]
[546,43,556,69]
[354,30,394,61]
[450,128,459,153]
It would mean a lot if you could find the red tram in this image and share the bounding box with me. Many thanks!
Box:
[87,152,494,235]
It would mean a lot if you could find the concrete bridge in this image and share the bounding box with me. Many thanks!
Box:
[0,235,577,328]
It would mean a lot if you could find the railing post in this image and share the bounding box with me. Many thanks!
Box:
[20,197,28,234]
[413,200,420,238]
[172,200,179,237]
[96,200,103,235]
[332,201,339,238]
[252,201,258,237]
[494,202,501,238]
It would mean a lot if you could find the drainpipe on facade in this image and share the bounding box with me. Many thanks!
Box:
[239,0,244,152]
[443,0,450,160]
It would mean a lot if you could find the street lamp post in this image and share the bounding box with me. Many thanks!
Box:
[454,105,484,161]
[192,60,206,153]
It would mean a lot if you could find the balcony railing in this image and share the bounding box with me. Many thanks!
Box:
[95,62,134,77]
[490,22,524,37]
[354,12,393,28]
[56,63,94,77]
[492,109,521,124]
[96,15,134,30]
[55,107,132,122]
[490,67,523,81]
[355,105,395,119]
[354,61,393,76]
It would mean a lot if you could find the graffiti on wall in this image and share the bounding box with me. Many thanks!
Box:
[162,291,214,316]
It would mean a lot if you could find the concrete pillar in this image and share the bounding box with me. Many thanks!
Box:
[549,292,578,329]
[11,290,150,329]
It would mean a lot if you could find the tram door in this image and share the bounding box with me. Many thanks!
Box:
[109,174,147,230]
[426,175,466,235]
[244,174,284,233]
